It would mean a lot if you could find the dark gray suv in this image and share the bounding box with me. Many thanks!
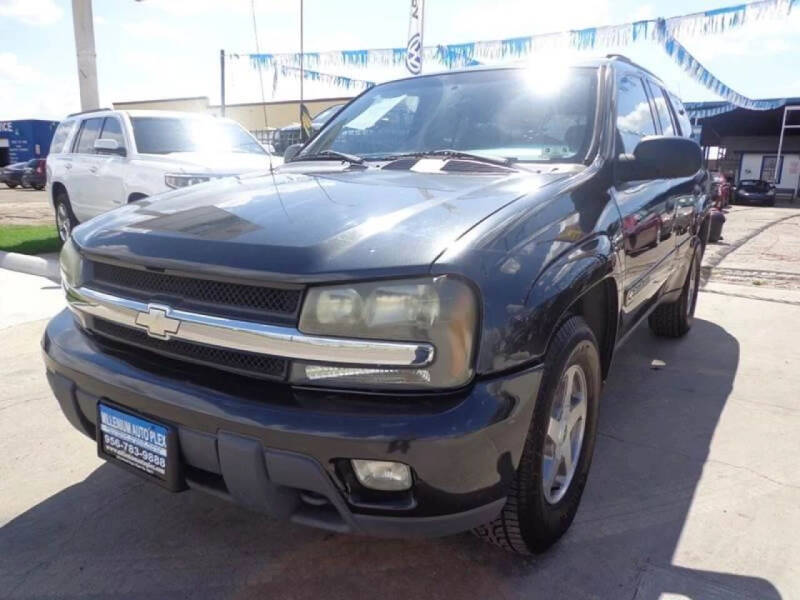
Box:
[44,56,707,554]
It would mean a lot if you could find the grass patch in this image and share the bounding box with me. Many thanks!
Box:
[0,225,61,255]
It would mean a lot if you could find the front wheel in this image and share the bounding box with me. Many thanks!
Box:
[6,182,17,189]
[474,316,601,554]
[54,191,78,243]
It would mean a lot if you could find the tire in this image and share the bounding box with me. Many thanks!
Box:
[648,246,700,338]
[34,184,45,191]
[6,183,17,189]
[54,191,79,243]
[474,316,601,554]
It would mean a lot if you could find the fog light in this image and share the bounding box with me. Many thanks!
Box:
[351,459,412,491]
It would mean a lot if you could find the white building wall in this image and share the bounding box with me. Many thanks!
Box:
[738,152,800,192]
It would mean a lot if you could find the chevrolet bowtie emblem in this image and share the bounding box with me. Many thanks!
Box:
[135,304,180,340]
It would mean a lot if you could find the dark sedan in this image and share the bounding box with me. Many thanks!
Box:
[734,179,776,206]
[21,158,46,190]
[0,160,37,188]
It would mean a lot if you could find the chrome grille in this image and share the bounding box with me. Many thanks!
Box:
[92,318,288,380]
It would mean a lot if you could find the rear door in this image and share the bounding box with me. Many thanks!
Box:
[68,117,104,220]
[613,72,681,335]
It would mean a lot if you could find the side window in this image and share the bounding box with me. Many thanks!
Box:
[648,83,676,136]
[616,74,657,154]
[668,92,692,138]
[73,118,103,154]
[49,120,76,154]
[100,117,126,150]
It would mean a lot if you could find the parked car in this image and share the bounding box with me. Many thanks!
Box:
[272,103,344,155]
[733,179,776,206]
[44,57,708,555]
[1,159,40,188]
[46,109,277,242]
[21,158,46,190]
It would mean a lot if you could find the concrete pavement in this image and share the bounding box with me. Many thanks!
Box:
[0,186,52,226]
[1,206,799,599]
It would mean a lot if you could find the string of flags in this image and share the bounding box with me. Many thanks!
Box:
[229,0,796,112]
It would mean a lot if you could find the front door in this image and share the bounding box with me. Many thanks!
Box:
[85,116,129,215]
[67,117,104,221]
[613,73,679,336]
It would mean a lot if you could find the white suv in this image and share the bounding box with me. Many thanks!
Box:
[47,109,276,241]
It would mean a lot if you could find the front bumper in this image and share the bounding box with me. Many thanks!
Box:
[43,309,542,537]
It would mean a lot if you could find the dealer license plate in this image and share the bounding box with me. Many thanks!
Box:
[98,403,171,481]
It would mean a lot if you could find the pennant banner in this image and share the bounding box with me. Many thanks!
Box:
[275,64,375,91]
[231,0,796,111]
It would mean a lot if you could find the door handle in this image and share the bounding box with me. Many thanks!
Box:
[89,166,98,174]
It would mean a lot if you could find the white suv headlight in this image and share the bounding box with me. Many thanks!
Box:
[164,173,212,189]
[292,276,478,389]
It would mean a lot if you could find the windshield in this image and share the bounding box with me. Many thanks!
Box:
[302,68,597,162]
[130,117,265,155]
[312,105,342,126]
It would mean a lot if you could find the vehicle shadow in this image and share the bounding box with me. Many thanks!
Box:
[0,319,780,599]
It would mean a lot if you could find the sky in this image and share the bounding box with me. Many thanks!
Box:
[1,0,799,121]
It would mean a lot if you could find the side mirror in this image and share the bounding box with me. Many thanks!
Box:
[94,138,126,157]
[283,143,303,162]
[617,136,702,182]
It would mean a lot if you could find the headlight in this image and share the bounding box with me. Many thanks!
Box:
[164,173,212,189]
[59,237,83,288]
[293,276,478,389]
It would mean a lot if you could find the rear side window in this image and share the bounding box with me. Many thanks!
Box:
[50,120,76,154]
[73,118,104,154]
[100,117,126,150]
[667,92,692,138]
[616,75,657,154]
[648,83,676,136]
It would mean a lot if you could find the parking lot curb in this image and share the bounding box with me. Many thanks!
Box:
[0,250,59,281]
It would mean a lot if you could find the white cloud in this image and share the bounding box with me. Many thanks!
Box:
[94,15,107,26]
[123,19,184,40]
[677,13,800,60]
[0,0,62,26]
[145,0,298,17]
[0,52,41,84]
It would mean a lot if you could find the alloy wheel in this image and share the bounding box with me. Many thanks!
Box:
[56,203,71,242]
[542,363,587,504]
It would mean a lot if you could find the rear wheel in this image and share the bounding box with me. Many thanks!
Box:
[473,316,601,554]
[648,246,700,338]
[6,182,17,189]
[54,191,78,242]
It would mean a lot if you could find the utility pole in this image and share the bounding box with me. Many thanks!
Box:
[299,0,305,141]
[71,0,100,111]
[220,49,226,117]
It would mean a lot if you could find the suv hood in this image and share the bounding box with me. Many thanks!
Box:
[134,151,280,175]
[74,167,569,281]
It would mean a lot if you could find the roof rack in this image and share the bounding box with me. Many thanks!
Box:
[66,107,113,118]
[605,54,659,79]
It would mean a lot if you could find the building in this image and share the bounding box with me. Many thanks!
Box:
[690,99,800,197]
[111,96,352,136]
[0,119,59,166]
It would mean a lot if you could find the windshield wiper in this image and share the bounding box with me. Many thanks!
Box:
[292,150,366,165]
[382,149,516,167]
